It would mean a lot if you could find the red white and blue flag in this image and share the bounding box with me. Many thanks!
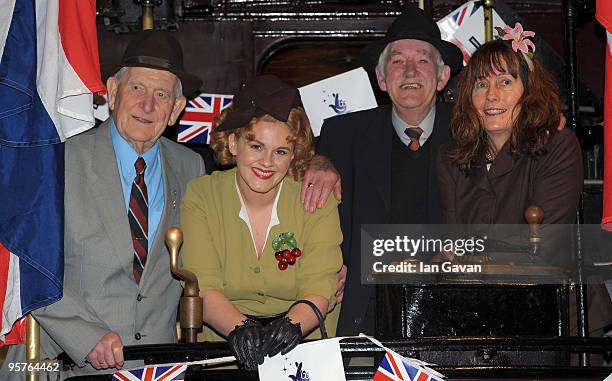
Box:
[597,0,612,230]
[0,0,103,343]
[373,351,444,381]
[437,0,506,64]
[450,1,480,27]
[177,93,233,144]
[112,364,187,381]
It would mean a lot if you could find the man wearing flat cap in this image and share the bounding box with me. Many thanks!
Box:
[1,30,206,380]
[312,7,463,336]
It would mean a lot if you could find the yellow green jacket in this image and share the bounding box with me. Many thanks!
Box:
[180,168,343,341]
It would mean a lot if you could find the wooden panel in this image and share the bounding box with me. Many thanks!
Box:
[98,21,254,95]
[96,0,604,100]
[260,42,365,87]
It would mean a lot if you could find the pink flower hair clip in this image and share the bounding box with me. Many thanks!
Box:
[495,22,536,71]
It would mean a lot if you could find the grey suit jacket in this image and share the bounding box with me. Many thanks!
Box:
[30,120,205,378]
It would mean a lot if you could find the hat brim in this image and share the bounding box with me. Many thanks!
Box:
[360,33,464,75]
[101,63,203,98]
[215,88,301,132]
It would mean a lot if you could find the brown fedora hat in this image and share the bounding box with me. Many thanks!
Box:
[101,30,203,97]
[360,7,463,75]
[215,75,302,132]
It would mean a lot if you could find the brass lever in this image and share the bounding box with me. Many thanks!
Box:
[166,227,203,343]
[524,205,544,256]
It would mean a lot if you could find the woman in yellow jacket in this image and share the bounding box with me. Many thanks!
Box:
[180,75,342,371]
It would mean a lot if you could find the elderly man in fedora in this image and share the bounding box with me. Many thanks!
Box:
[305,7,463,336]
[0,30,206,380]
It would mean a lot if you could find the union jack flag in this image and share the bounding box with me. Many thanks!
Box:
[450,1,480,27]
[112,364,187,381]
[177,93,233,144]
[373,351,444,381]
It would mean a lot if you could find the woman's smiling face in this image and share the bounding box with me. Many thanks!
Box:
[229,117,295,196]
[471,58,524,141]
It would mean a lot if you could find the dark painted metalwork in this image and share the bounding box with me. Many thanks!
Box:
[562,0,589,367]
[63,337,612,380]
[60,336,612,364]
[563,0,580,133]
[66,366,612,380]
[376,284,572,365]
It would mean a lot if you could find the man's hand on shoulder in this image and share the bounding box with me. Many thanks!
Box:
[86,331,124,370]
[300,155,341,213]
[557,114,566,131]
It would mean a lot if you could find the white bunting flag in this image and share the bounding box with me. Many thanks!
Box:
[299,68,377,136]
[258,338,346,381]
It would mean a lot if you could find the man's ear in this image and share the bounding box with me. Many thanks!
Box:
[168,96,187,125]
[437,65,452,91]
[375,67,387,92]
[106,77,118,111]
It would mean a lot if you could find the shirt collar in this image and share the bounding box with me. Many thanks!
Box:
[235,174,282,254]
[110,118,160,177]
[391,105,436,147]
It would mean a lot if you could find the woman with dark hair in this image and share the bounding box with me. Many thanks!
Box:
[436,28,612,342]
[437,34,582,227]
[180,75,342,371]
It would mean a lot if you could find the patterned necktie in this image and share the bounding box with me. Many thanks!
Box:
[404,127,424,151]
[129,157,148,284]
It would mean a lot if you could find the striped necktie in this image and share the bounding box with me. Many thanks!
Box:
[404,127,424,151]
[129,157,148,284]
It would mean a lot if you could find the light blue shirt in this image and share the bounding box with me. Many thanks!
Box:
[392,105,436,148]
[110,119,164,251]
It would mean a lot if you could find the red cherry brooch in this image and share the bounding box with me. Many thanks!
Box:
[272,232,302,271]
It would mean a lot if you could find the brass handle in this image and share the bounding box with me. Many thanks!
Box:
[166,227,203,343]
[166,227,200,298]
[26,315,39,381]
[524,205,544,256]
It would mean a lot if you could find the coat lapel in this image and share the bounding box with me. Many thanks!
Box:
[468,140,515,194]
[89,121,135,278]
[140,139,180,287]
[361,105,392,215]
[426,103,451,223]
[488,143,514,179]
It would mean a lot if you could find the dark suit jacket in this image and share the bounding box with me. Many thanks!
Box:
[318,102,452,335]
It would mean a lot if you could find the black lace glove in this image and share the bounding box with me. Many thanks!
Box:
[227,318,264,371]
[260,316,302,359]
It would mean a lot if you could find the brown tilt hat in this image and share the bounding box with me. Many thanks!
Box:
[215,75,302,132]
[101,30,203,97]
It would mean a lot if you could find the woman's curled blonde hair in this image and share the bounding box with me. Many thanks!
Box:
[211,106,315,181]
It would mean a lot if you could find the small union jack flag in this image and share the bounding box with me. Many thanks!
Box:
[373,351,444,381]
[178,93,233,144]
[112,364,187,381]
[450,1,480,27]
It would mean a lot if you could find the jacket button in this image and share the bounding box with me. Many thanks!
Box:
[137,294,143,301]
[253,267,261,274]
[134,332,141,340]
